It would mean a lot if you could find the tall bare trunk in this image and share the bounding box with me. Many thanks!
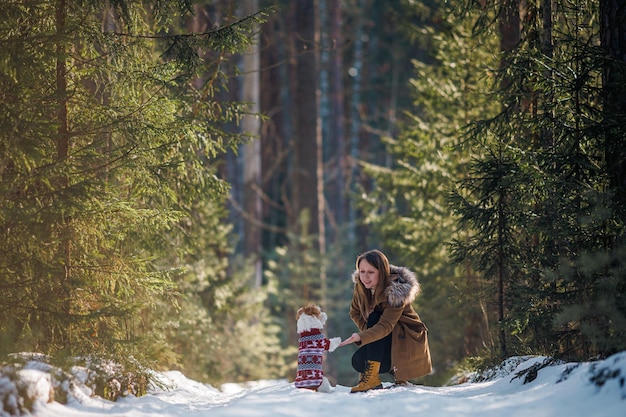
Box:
[314,1,325,299]
[540,0,554,148]
[347,0,365,244]
[601,0,626,219]
[291,0,320,240]
[496,0,521,358]
[259,12,288,252]
[56,1,69,163]
[55,0,71,350]
[329,0,346,232]
[242,0,263,287]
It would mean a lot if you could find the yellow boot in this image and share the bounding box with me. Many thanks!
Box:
[350,360,383,393]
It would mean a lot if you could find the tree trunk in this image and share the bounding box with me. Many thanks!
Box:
[56,1,69,163]
[241,0,263,287]
[499,0,521,55]
[55,0,71,350]
[497,188,507,358]
[540,0,554,149]
[329,0,346,232]
[313,0,327,306]
[601,0,626,219]
[347,0,365,244]
[260,10,288,252]
[291,0,320,239]
[495,0,521,360]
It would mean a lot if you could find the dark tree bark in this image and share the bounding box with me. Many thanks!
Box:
[241,0,263,287]
[260,11,289,252]
[347,0,365,244]
[329,0,346,231]
[55,0,72,350]
[496,0,521,359]
[291,0,320,239]
[601,0,626,220]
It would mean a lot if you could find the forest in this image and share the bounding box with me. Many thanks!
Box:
[1,0,625,396]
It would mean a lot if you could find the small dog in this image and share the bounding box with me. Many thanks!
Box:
[294,304,341,393]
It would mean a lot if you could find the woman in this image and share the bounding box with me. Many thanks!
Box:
[339,249,432,392]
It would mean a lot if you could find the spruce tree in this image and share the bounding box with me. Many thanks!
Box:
[0,0,272,378]
[450,0,626,360]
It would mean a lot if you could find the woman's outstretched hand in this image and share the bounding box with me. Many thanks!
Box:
[339,333,361,346]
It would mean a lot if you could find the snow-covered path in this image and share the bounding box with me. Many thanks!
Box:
[31,353,626,417]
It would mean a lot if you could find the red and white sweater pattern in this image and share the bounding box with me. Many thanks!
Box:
[295,329,332,389]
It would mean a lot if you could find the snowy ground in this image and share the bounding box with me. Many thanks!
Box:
[7,352,626,417]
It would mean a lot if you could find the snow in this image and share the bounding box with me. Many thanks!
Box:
[6,352,626,417]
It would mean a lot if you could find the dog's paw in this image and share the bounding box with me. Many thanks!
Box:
[328,337,341,352]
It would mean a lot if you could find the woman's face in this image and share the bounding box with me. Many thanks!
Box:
[359,259,380,290]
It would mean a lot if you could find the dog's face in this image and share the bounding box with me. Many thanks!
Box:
[296,304,327,332]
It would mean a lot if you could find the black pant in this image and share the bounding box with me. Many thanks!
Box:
[351,308,392,374]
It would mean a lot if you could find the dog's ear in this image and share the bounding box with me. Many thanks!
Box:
[320,312,327,324]
[295,306,304,320]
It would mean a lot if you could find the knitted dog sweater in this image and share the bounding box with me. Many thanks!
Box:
[295,329,332,390]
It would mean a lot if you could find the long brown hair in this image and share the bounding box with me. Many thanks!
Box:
[355,250,391,306]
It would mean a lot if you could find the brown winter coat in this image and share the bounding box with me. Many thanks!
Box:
[349,265,432,382]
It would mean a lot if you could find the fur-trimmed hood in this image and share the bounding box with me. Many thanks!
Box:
[352,264,420,307]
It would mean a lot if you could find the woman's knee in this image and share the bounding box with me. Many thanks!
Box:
[352,349,366,372]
